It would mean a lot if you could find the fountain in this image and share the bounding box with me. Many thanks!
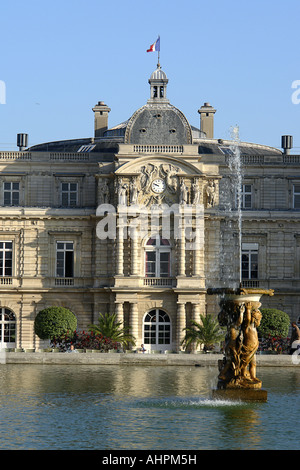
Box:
[209,127,274,402]
[209,287,274,401]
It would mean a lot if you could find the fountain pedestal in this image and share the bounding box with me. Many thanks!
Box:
[208,287,274,402]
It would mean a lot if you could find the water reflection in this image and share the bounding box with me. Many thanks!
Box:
[0,364,299,450]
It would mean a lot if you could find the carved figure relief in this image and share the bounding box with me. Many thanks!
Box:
[159,164,178,193]
[135,163,180,206]
[129,177,139,205]
[115,178,128,205]
[179,178,188,205]
[140,164,158,193]
[115,161,204,207]
[192,179,201,204]
[98,178,110,204]
[206,180,216,207]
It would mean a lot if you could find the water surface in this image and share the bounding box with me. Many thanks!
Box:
[0,364,299,450]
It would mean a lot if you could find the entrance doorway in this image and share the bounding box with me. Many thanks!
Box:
[0,308,16,349]
[143,309,171,352]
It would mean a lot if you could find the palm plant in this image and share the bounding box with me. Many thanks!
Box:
[89,312,136,349]
[181,313,225,352]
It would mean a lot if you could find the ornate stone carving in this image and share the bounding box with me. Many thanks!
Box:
[140,163,158,193]
[159,163,178,193]
[192,178,201,204]
[98,178,110,204]
[206,179,216,207]
[179,178,188,205]
[115,178,128,205]
[129,177,139,205]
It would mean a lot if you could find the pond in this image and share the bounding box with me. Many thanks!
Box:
[0,364,299,450]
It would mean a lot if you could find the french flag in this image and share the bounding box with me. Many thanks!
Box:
[147,36,160,52]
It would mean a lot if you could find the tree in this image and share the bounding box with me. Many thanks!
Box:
[258,308,290,338]
[89,312,136,349]
[34,307,77,341]
[181,313,225,351]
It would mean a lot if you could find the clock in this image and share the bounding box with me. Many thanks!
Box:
[151,178,166,194]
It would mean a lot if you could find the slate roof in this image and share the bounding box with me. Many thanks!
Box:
[197,140,282,157]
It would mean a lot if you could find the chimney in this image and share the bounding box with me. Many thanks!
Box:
[17,133,28,151]
[281,135,293,155]
[198,102,216,139]
[92,101,111,138]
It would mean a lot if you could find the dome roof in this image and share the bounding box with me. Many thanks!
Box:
[150,66,168,81]
[124,103,192,145]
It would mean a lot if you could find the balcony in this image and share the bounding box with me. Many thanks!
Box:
[143,277,174,287]
[241,279,260,288]
[55,278,75,286]
[0,277,13,285]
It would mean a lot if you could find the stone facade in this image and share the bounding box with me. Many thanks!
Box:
[0,66,298,350]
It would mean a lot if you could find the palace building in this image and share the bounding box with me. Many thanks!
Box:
[0,64,298,351]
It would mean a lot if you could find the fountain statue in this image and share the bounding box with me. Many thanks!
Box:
[209,127,274,401]
[209,287,274,401]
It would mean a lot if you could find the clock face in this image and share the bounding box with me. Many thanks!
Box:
[151,178,166,194]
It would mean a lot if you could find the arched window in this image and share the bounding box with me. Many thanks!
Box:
[145,235,171,278]
[0,308,16,348]
[143,309,171,351]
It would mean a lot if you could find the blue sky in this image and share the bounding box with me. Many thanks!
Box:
[1,0,300,151]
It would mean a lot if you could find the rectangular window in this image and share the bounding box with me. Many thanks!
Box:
[241,243,258,279]
[241,184,252,209]
[0,242,13,277]
[56,242,74,278]
[293,184,300,209]
[4,182,19,206]
[159,251,170,277]
[61,183,78,207]
[145,250,171,277]
[145,251,156,277]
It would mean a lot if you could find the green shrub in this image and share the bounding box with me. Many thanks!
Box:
[258,308,290,338]
[34,307,77,340]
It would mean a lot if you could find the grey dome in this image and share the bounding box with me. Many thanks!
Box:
[150,67,168,81]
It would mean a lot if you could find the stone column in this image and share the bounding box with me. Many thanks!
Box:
[191,303,201,352]
[131,227,139,276]
[116,222,124,276]
[193,227,201,277]
[178,221,186,276]
[176,302,186,351]
[115,301,124,327]
[129,302,139,348]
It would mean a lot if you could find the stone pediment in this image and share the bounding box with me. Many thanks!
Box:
[115,156,204,207]
[115,155,202,177]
